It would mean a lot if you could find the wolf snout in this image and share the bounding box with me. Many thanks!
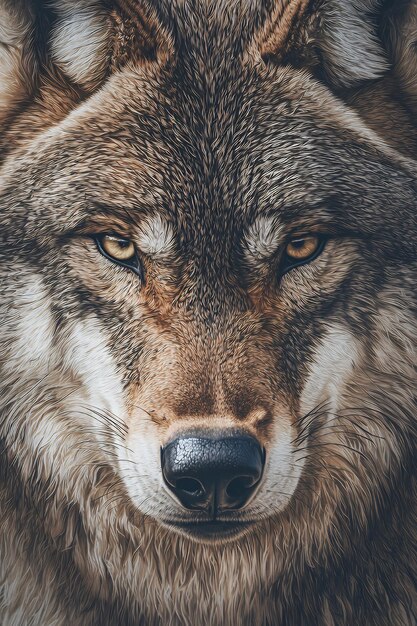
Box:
[161,432,265,513]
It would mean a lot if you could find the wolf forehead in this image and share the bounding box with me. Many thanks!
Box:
[0,0,393,177]
[3,0,414,247]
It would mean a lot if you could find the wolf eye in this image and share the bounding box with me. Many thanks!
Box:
[95,234,142,276]
[100,235,135,260]
[281,235,325,274]
[286,236,321,260]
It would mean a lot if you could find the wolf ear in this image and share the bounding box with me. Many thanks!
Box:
[49,0,171,89]
[259,0,388,88]
[48,0,111,90]
[318,0,388,88]
[0,1,109,117]
[0,1,37,118]
[0,0,170,123]
[383,0,417,116]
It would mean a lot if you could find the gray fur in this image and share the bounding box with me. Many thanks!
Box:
[320,0,388,87]
[1,1,417,625]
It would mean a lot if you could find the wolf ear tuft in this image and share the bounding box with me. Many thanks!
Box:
[0,1,37,117]
[49,1,110,90]
[49,0,172,89]
[0,0,173,128]
[318,0,388,88]
[259,0,388,88]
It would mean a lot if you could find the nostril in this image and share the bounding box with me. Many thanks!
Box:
[161,433,265,512]
[176,477,205,498]
[226,476,256,499]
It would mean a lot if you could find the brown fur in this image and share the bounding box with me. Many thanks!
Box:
[1,1,417,625]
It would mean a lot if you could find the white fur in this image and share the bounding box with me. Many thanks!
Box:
[50,2,109,87]
[4,294,125,483]
[300,324,359,417]
[244,216,284,264]
[250,422,304,516]
[60,317,124,422]
[137,214,176,258]
[121,407,165,517]
[13,275,55,370]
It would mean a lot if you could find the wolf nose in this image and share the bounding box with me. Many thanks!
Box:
[161,432,265,513]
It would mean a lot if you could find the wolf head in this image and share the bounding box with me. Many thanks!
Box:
[1,0,417,588]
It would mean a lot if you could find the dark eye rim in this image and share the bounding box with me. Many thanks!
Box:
[94,234,143,279]
[280,235,327,276]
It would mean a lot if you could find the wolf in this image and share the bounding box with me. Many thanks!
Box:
[1,0,417,624]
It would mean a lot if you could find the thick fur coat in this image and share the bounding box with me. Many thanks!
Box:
[1,1,417,624]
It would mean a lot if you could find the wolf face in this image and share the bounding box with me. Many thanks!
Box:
[1,1,417,625]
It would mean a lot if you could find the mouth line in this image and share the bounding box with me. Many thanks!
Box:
[167,519,253,539]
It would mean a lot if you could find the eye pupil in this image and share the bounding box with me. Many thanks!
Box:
[290,239,306,249]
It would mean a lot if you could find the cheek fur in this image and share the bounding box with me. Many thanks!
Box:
[250,421,304,515]
[299,324,359,418]
[6,274,55,375]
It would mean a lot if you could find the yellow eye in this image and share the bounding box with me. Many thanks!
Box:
[285,235,321,261]
[100,235,136,261]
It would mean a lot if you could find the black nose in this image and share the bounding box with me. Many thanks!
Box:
[161,432,265,514]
